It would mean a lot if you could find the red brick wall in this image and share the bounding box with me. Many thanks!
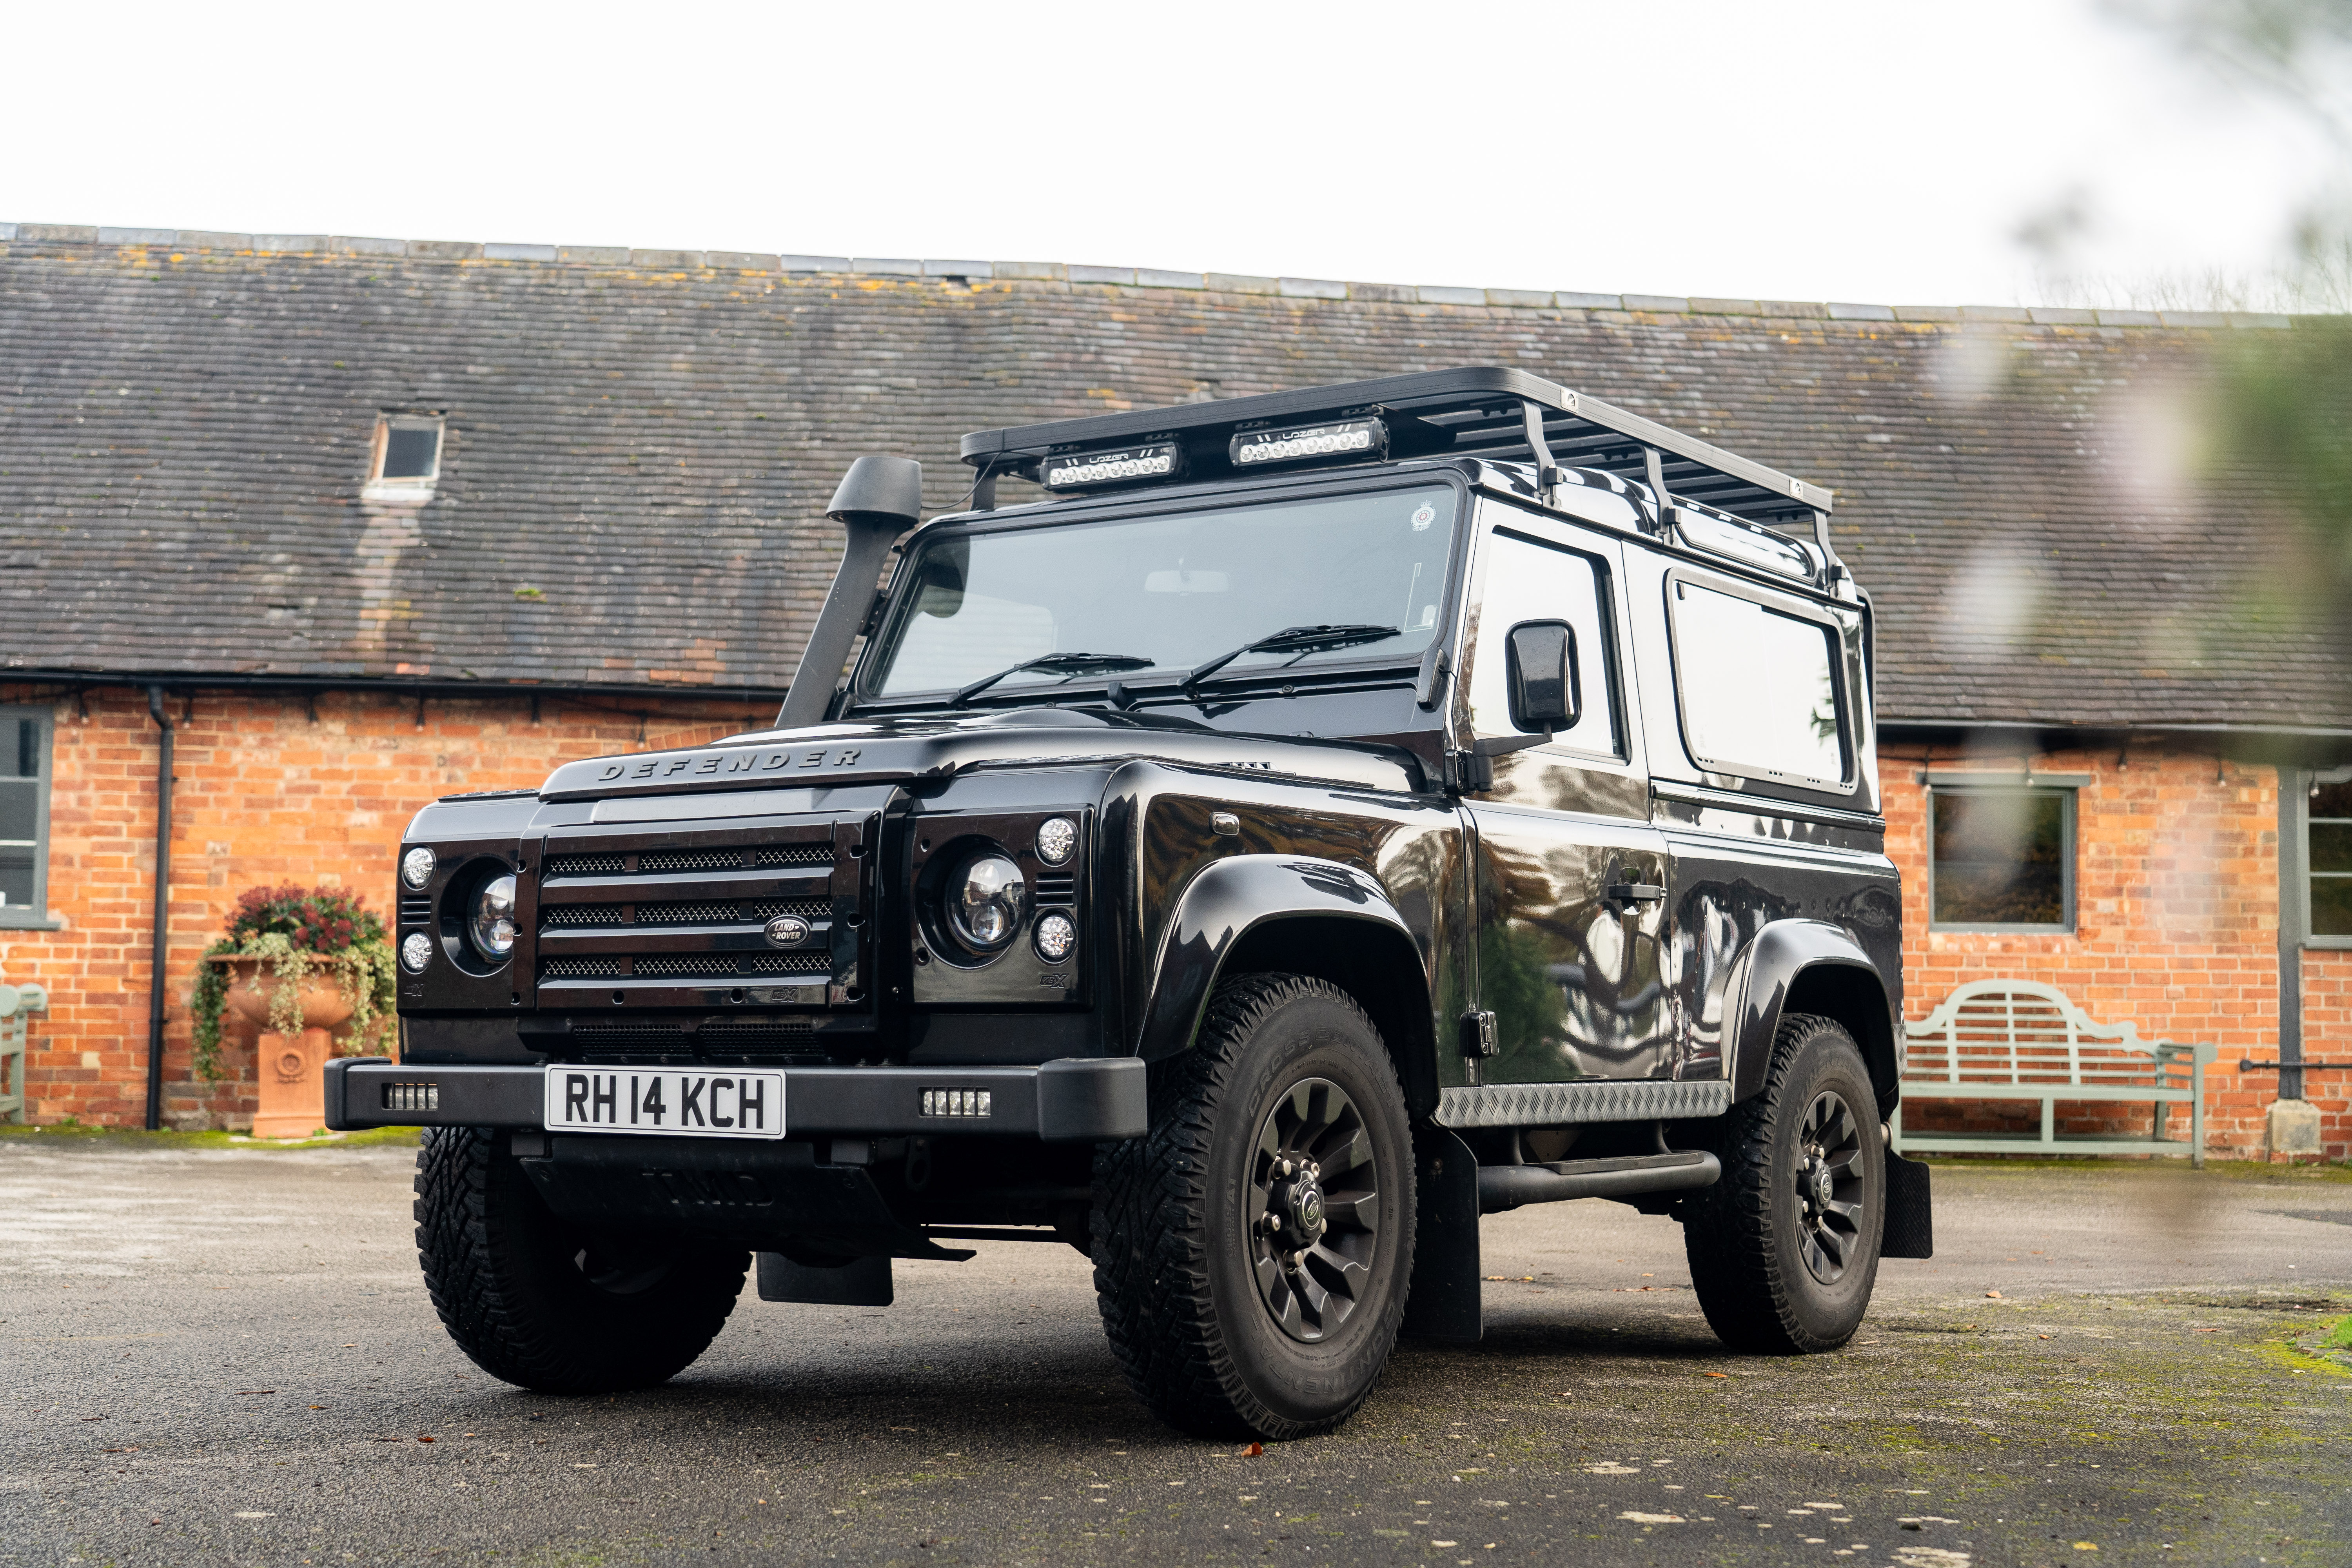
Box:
[0,686,766,1129]
[2300,949,2352,1155]
[1883,744,2345,1160]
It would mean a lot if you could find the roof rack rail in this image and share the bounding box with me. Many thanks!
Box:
[958,366,1832,526]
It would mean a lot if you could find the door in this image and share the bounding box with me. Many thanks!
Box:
[1458,514,1676,1085]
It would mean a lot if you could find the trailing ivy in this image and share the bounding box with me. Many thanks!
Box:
[189,884,397,1083]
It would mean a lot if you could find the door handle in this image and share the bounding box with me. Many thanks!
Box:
[1606,882,1666,904]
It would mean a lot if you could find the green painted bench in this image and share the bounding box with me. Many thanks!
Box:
[0,971,44,1125]
[1890,979,2213,1167]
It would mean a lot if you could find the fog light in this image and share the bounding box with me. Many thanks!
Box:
[1035,817,1077,866]
[400,931,434,973]
[1033,911,1076,962]
[401,846,436,890]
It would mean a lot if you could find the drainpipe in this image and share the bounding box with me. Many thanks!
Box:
[145,686,173,1131]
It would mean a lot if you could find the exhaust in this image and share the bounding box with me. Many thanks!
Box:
[773,456,925,731]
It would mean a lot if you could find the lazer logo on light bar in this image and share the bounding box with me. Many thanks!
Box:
[1040,441,1183,490]
[1229,417,1387,469]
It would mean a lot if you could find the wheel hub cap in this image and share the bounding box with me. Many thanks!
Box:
[1247,1077,1381,1345]
[1793,1089,1867,1286]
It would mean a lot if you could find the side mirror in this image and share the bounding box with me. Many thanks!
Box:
[1504,619,1579,735]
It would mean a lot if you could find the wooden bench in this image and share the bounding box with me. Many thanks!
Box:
[1891,980,2214,1167]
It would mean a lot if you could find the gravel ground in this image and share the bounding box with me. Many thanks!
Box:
[2,1134,2346,1568]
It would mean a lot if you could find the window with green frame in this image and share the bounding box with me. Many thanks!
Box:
[2311,769,2352,941]
[1929,785,2075,932]
[0,708,53,927]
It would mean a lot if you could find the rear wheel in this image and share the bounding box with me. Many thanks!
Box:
[414,1127,748,1393]
[1092,974,1414,1439]
[1682,1013,1884,1353]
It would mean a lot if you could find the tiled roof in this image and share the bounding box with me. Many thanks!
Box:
[1,225,2344,731]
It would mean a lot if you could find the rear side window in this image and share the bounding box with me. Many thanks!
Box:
[1670,580,1845,788]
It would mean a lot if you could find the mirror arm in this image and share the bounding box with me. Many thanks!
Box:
[1471,728,1552,759]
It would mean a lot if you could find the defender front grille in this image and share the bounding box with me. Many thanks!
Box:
[633,900,742,926]
[629,953,832,979]
[755,844,833,868]
[639,848,748,874]
[547,852,627,877]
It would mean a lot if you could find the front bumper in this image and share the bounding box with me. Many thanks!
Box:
[323,1055,1147,1142]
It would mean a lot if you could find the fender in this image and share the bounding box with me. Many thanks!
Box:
[1136,853,1426,1065]
[1726,918,1900,1114]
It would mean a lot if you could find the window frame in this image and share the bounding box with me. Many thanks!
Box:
[2303,764,2352,950]
[363,412,445,502]
[0,705,57,932]
[1458,514,1628,764]
[1925,781,2078,935]
[1663,566,1853,793]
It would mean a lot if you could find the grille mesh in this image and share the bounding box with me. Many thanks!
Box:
[638,848,744,874]
[747,953,831,975]
[755,844,834,868]
[547,853,627,877]
[542,905,625,928]
[633,900,743,926]
[541,957,624,978]
[748,898,829,922]
[632,955,750,978]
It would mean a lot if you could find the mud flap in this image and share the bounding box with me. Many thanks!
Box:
[1883,1145,1934,1259]
[1402,1123,1483,1343]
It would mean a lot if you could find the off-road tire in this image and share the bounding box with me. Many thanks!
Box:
[1091,973,1415,1440]
[414,1127,748,1393]
[1683,1013,1885,1354]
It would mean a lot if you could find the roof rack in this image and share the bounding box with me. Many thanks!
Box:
[958,366,1831,525]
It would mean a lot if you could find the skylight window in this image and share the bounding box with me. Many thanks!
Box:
[364,414,444,501]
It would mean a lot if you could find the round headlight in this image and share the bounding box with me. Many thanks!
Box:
[401,846,436,890]
[469,873,519,960]
[1033,911,1076,963]
[1035,817,1077,867]
[948,853,1028,951]
[400,931,434,973]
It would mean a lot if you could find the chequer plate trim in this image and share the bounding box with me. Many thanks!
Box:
[1436,1079,1733,1127]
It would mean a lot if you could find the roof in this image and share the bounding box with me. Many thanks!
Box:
[1,224,2346,734]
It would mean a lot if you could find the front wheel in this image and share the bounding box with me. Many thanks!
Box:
[1682,1013,1885,1354]
[413,1127,748,1393]
[1092,974,1415,1439]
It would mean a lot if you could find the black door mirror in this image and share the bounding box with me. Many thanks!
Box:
[1504,619,1579,735]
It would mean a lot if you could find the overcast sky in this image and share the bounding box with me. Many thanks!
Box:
[3,0,2329,307]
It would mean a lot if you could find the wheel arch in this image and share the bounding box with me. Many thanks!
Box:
[1136,854,1438,1120]
[1727,919,1900,1120]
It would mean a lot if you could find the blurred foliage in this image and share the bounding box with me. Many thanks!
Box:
[2205,314,2352,602]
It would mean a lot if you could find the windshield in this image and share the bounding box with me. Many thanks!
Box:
[863,483,1461,702]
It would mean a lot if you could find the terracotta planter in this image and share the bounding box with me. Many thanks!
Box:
[210,955,358,1139]
[215,956,358,1032]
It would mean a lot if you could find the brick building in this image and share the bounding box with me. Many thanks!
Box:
[3,223,2347,1153]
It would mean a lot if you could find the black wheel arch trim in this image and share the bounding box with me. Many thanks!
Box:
[1725,918,1901,1120]
[1136,853,1438,1118]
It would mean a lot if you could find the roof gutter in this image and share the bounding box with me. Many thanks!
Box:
[1,670,791,706]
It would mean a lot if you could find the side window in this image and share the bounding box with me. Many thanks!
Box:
[1465,529,1621,759]
[0,708,53,928]
[1669,579,1845,788]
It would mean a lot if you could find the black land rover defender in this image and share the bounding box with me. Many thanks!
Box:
[339,367,1931,1440]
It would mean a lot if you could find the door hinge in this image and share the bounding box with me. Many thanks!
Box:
[1459,1009,1498,1058]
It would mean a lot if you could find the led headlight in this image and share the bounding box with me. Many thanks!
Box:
[400,931,434,973]
[1033,911,1076,963]
[469,873,519,960]
[400,846,436,890]
[1035,817,1077,867]
[948,853,1028,952]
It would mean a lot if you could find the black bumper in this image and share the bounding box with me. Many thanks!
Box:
[323,1055,1147,1142]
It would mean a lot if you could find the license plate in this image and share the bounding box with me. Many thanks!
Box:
[543,1068,786,1140]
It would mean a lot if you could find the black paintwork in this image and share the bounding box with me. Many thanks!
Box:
[386,427,1910,1259]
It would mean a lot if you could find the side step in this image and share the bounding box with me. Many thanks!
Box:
[1476,1149,1720,1214]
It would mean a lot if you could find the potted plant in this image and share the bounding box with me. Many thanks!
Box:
[190,884,397,1134]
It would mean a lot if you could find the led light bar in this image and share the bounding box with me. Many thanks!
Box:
[1230,417,1387,469]
[1040,441,1183,490]
[921,1088,994,1118]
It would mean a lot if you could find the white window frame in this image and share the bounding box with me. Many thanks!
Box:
[362,412,445,503]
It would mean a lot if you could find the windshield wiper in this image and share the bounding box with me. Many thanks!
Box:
[1182,624,1401,689]
[950,652,1157,708]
